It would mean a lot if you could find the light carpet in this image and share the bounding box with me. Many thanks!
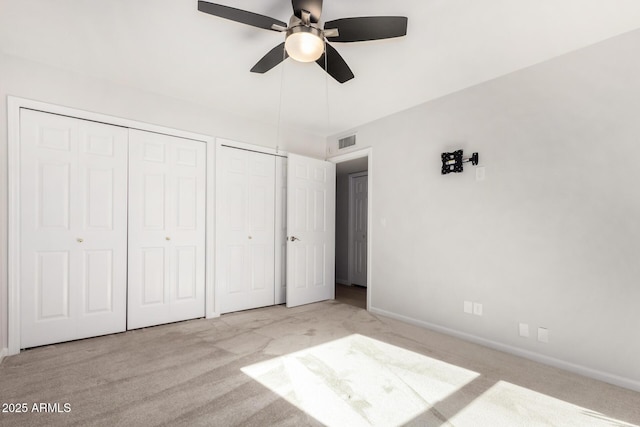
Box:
[0,300,638,426]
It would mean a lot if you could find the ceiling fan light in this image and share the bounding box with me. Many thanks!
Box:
[285,26,324,63]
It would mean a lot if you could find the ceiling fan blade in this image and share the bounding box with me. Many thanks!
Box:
[250,43,288,73]
[198,1,287,31]
[316,43,354,84]
[324,16,408,42]
[291,0,323,23]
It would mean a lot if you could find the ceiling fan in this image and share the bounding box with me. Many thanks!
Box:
[197,0,408,83]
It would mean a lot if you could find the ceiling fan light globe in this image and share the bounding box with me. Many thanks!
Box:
[285,29,324,62]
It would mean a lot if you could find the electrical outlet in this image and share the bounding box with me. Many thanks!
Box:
[538,327,549,343]
[519,323,529,337]
[464,301,473,314]
[473,303,483,316]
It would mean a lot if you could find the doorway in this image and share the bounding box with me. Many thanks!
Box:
[333,154,369,309]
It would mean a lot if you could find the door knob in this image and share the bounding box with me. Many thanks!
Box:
[166,237,171,241]
[76,238,83,243]
[248,236,252,239]
[290,236,300,242]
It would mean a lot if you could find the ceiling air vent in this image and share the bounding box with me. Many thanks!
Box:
[338,135,356,150]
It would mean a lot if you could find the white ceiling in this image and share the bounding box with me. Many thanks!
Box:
[2,0,640,136]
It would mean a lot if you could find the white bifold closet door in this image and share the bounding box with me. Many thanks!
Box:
[127,130,206,329]
[20,109,128,348]
[217,146,277,313]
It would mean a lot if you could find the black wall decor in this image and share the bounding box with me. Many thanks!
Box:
[441,150,463,174]
[441,150,479,174]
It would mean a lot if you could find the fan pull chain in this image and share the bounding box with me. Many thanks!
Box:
[276,44,287,148]
[324,41,331,138]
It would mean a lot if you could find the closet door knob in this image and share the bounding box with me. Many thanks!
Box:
[248,236,252,240]
[77,238,84,243]
[166,237,171,241]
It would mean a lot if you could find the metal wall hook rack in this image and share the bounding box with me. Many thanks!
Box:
[441,150,479,174]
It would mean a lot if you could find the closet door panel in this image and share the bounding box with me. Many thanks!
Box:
[38,162,72,229]
[143,174,167,229]
[35,251,71,320]
[169,137,206,320]
[218,146,275,313]
[83,249,114,313]
[177,177,197,229]
[20,109,127,348]
[128,130,205,329]
[175,246,197,299]
[141,247,167,305]
[76,120,128,338]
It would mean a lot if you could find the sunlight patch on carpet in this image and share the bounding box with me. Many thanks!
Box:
[242,334,479,426]
[449,380,638,427]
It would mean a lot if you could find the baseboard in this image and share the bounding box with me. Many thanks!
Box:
[336,278,350,286]
[0,348,7,365]
[369,306,640,393]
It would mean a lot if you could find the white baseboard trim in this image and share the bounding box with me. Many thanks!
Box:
[336,279,350,286]
[370,306,640,393]
[0,348,7,365]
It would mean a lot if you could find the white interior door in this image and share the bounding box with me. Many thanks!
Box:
[286,154,336,307]
[350,173,368,287]
[217,146,276,313]
[128,129,206,329]
[20,109,128,348]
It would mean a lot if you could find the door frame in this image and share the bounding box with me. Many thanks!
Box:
[348,171,368,287]
[6,96,216,355]
[328,148,373,310]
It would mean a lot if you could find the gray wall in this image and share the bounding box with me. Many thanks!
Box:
[328,29,640,389]
[0,53,325,354]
